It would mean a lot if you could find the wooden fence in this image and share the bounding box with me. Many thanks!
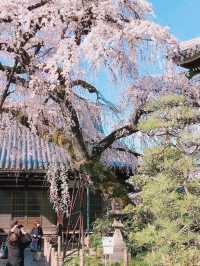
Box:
[43,237,63,266]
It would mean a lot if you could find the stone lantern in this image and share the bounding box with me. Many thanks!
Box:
[110,219,127,264]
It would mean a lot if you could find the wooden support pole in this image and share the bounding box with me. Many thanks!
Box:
[80,248,84,266]
[58,236,62,257]
[86,186,90,233]
[80,184,85,266]
[123,246,128,266]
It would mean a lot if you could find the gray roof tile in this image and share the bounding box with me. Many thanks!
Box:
[0,124,69,171]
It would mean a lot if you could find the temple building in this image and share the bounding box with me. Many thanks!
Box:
[0,123,136,235]
[0,124,68,234]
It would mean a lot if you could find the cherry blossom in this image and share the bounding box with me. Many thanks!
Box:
[0,0,177,211]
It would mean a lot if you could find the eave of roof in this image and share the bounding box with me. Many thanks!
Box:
[0,124,69,171]
[0,123,136,173]
[171,38,200,69]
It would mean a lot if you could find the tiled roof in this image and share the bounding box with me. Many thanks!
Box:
[0,123,136,172]
[171,38,200,66]
[0,124,69,171]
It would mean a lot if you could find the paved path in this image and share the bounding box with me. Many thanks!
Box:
[24,248,47,266]
[0,248,47,266]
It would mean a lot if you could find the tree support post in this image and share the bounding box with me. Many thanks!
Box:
[86,185,90,233]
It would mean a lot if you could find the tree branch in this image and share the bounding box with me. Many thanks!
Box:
[71,79,97,94]
[27,0,50,11]
[0,62,28,86]
[65,97,90,159]
[91,104,149,158]
[0,62,27,75]
[111,146,141,157]
[0,43,15,53]
[71,79,119,113]
[91,124,138,159]
[0,59,18,112]
[49,91,90,160]
[0,1,49,24]
[0,17,12,23]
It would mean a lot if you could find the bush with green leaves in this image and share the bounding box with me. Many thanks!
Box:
[90,217,113,250]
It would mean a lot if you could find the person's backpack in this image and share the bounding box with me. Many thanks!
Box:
[0,241,8,259]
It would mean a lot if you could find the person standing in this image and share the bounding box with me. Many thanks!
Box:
[6,224,31,266]
[36,222,43,251]
[30,222,43,261]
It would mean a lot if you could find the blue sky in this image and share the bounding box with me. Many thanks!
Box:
[99,1,200,144]
[151,0,200,40]
[98,0,200,101]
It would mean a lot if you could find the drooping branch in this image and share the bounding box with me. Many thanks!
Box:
[71,79,119,113]
[71,80,97,94]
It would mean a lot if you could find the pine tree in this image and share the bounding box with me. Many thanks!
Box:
[125,94,200,265]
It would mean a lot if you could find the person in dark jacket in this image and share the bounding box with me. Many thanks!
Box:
[31,222,43,251]
[30,222,43,261]
[6,225,31,266]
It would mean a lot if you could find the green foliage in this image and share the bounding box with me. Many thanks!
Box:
[137,146,193,182]
[139,95,200,133]
[144,95,186,112]
[125,94,200,265]
[179,128,200,146]
[65,256,144,266]
[80,161,128,205]
[89,216,113,251]
[82,94,200,265]
[65,255,103,266]
[89,233,102,250]
[126,146,200,264]
[139,106,200,132]
[92,217,113,236]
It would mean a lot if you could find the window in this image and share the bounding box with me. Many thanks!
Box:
[12,191,41,218]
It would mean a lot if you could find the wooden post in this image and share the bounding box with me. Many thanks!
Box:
[123,246,128,266]
[80,222,85,266]
[58,255,64,266]
[104,255,107,266]
[57,211,64,265]
[54,251,58,266]
[58,236,63,266]
[80,248,84,266]
[58,236,62,257]
[51,247,55,266]
[79,182,85,266]
[86,186,90,233]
